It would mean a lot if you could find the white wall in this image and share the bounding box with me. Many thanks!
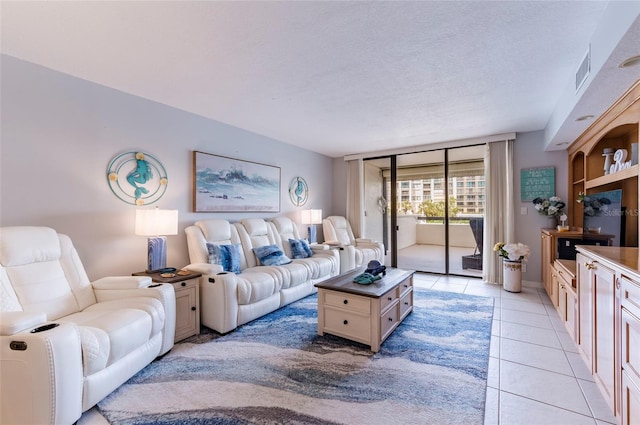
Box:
[0,55,334,279]
[331,132,569,284]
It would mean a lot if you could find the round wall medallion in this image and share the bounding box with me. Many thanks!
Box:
[107,151,168,205]
[288,176,309,207]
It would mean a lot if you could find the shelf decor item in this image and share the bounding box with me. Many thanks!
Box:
[494,242,530,293]
[576,191,611,216]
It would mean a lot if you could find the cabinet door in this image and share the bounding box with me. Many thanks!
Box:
[621,370,640,425]
[577,253,593,371]
[174,286,197,342]
[566,285,578,343]
[593,260,616,413]
[541,233,553,299]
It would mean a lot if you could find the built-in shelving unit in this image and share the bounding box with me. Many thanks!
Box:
[567,80,640,247]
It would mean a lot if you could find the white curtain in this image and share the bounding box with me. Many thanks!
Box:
[483,140,515,285]
[346,158,364,238]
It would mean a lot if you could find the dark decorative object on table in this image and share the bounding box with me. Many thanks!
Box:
[365,260,386,276]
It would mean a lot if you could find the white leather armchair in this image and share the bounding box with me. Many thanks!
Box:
[322,216,385,271]
[0,226,176,425]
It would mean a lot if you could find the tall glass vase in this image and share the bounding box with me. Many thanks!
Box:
[503,260,522,293]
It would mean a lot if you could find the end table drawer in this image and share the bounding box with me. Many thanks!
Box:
[324,292,370,314]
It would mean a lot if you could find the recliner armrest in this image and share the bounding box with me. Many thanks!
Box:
[0,311,47,336]
[185,262,224,275]
[92,276,152,289]
[309,243,330,251]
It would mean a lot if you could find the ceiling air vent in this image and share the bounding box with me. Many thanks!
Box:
[575,46,591,92]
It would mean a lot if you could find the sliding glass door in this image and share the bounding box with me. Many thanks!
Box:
[363,145,485,277]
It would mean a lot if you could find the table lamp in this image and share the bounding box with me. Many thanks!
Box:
[135,207,178,273]
[301,209,322,244]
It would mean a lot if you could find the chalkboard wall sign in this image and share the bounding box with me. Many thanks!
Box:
[521,166,555,201]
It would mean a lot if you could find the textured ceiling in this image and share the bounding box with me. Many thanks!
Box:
[1,1,638,158]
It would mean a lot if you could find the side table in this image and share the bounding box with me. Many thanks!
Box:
[133,270,202,342]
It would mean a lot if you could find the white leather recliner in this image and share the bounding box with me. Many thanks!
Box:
[322,215,385,271]
[0,226,176,425]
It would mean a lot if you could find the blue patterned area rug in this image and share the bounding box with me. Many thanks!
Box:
[97,288,494,425]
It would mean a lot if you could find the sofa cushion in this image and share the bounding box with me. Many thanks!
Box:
[289,239,313,259]
[253,245,292,266]
[207,243,241,274]
[59,307,152,375]
[235,271,281,305]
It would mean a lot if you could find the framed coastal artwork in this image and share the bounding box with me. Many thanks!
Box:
[193,151,281,212]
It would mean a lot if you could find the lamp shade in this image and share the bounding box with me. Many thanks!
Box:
[135,208,178,236]
[301,209,323,225]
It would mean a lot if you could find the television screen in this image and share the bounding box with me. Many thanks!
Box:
[582,189,624,246]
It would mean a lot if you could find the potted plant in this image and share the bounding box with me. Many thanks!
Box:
[494,242,530,292]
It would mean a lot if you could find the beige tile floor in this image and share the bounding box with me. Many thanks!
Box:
[80,273,617,425]
[412,272,617,425]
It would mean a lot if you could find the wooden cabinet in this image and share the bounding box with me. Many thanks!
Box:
[577,253,594,370]
[576,246,640,423]
[172,277,200,342]
[567,80,639,246]
[592,260,617,413]
[133,270,202,343]
[619,274,640,425]
[555,259,578,342]
[541,229,611,304]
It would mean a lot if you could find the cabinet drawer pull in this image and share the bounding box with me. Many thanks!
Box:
[616,278,621,290]
[404,302,409,305]
[586,262,595,270]
[343,320,348,325]
[181,282,186,287]
[343,299,348,305]
[388,317,393,322]
[191,306,196,311]
[388,297,392,301]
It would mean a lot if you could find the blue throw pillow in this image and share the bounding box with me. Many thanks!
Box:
[206,243,242,274]
[253,244,292,266]
[289,239,313,259]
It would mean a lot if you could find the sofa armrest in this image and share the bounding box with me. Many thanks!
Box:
[185,262,224,275]
[0,312,47,336]
[92,276,152,290]
[0,323,83,425]
[200,272,239,333]
[310,243,329,252]
[93,283,176,355]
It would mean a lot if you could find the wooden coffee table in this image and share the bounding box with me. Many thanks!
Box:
[315,267,414,352]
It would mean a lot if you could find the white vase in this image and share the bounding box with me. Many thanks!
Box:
[503,260,522,293]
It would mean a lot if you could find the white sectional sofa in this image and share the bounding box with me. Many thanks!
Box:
[185,217,339,333]
[0,226,175,425]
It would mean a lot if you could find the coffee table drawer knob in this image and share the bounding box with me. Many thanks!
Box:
[388,317,393,322]
[343,299,348,304]
[343,320,348,325]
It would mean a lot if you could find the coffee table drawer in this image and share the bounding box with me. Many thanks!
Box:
[324,307,371,343]
[381,303,399,341]
[399,288,413,318]
[324,291,371,314]
[380,288,398,312]
[399,276,413,296]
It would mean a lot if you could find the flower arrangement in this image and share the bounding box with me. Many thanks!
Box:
[532,196,565,217]
[494,242,530,262]
[576,191,611,216]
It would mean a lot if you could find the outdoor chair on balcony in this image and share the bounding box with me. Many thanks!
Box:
[462,217,483,270]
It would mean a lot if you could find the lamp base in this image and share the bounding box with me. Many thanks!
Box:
[307,225,317,244]
[147,236,167,273]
